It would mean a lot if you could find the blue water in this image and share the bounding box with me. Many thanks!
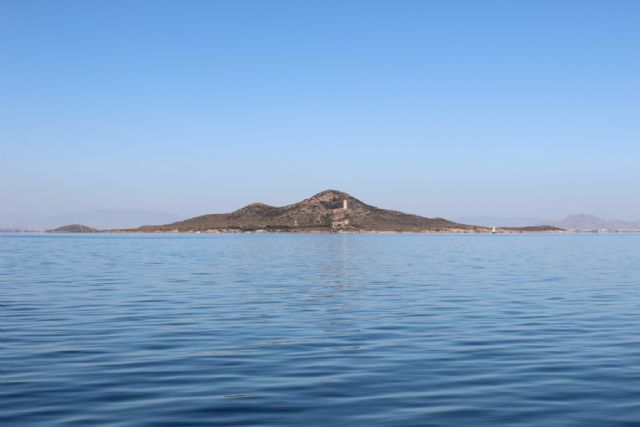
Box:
[2,233,640,426]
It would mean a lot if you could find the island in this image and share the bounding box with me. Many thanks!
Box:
[48,224,99,233]
[115,190,563,234]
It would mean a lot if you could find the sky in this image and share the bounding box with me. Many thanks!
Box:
[1,0,639,223]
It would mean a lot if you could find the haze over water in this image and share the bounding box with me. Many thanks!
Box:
[2,1,639,221]
[3,233,640,426]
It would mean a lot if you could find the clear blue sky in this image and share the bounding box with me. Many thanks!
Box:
[1,0,639,221]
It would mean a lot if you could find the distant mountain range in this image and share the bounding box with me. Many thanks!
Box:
[548,214,640,231]
[0,209,183,230]
[456,214,640,230]
[455,217,547,228]
[126,190,559,233]
[6,197,634,233]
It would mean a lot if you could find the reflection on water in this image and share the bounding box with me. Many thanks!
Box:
[2,233,640,426]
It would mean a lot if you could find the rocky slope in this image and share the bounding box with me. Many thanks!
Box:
[134,190,488,233]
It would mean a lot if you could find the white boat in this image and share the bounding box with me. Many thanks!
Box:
[491,226,497,234]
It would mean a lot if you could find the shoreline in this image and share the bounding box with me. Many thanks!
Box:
[106,228,571,235]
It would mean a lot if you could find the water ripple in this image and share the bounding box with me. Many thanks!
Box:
[2,233,640,426]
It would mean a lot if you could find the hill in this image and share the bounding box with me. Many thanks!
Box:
[496,225,564,233]
[43,209,183,229]
[49,224,99,233]
[133,190,488,233]
[550,214,640,231]
[454,216,546,227]
[0,209,183,230]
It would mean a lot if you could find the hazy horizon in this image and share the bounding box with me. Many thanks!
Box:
[2,1,639,222]
[1,195,639,229]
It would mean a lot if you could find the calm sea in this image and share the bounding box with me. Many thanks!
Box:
[2,233,639,426]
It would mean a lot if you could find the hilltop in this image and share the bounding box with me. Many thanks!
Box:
[128,190,556,233]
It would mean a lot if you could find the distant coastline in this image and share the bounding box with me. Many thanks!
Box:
[45,190,565,234]
[9,190,640,235]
